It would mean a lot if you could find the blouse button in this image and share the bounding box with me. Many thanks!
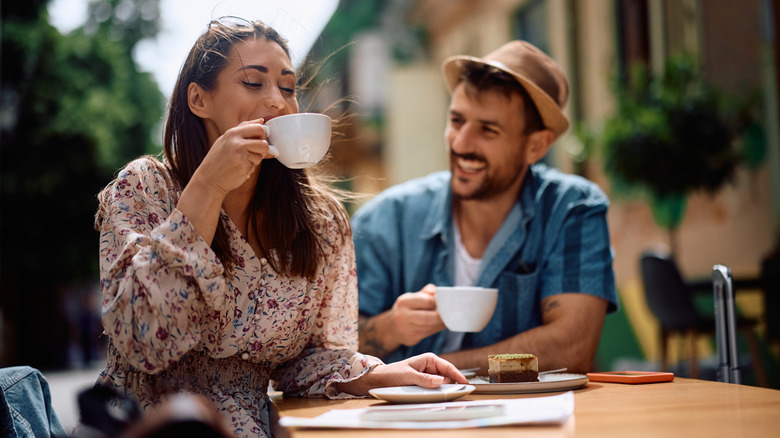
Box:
[254,314,261,320]
[241,353,249,360]
[260,258,268,265]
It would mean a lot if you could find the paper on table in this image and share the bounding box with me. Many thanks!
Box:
[278,391,574,430]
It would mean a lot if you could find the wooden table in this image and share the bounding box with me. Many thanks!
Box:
[272,378,780,437]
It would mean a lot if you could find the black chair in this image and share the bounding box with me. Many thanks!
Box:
[761,249,780,343]
[640,252,766,385]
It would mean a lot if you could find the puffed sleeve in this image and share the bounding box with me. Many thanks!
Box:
[98,158,227,373]
[271,213,383,398]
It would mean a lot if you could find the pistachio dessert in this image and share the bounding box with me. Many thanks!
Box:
[488,353,539,383]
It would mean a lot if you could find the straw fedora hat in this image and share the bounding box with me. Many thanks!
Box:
[441,41,570,139]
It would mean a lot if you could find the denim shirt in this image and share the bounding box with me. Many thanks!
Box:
[352,164,618,363]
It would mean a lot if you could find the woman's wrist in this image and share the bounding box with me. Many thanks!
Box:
[177,174,226,245]
[332,364,383,396]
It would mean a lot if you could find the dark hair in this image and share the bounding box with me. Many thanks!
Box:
[457,61,544,134]
[98,19,348,280]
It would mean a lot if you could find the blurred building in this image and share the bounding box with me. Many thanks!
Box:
[330,0,779,377]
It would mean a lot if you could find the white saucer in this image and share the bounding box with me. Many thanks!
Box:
[368,384,476,404]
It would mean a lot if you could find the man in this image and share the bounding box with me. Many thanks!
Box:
[352,41,618,374]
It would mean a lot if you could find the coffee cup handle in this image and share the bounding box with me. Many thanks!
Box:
[261,125,280,157]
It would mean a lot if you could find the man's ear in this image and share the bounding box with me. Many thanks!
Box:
[187,82,210,119]
[525,129,555,164]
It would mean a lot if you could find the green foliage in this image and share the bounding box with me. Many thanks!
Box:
[56,30,164,169]
[84,0,162,51]
[728,90,767,170]
[318,0,386,55]
[1,1,164,280]
[595,289,645,370]
[1,0,163,367]
[307,0,388,84]
[649,192,687,232]
[1,8,162,276]
[601,55,741,230]
[570,122,597,164]
[567,122,599,177]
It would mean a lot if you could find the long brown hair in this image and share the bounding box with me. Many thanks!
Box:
[99,19,349,280]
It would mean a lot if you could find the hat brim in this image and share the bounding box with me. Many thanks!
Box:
[442,55,569,139]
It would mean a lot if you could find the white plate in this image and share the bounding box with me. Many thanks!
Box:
[468,373,589,394]
[368,384,476,404]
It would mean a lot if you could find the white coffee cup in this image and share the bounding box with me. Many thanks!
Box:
[262,113,331,169]
[435,286,499,332]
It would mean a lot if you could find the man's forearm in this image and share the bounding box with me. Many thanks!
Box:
[358,313,401,359]
[441,296,606,374]
[440,325,596,373]
[438,328,550,373]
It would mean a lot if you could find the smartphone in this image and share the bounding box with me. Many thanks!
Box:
[360,404,504,422]
[587,371,674,384]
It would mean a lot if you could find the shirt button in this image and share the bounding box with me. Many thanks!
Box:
[260,258,268,265]
[254,314,261,320]
[241,353,249,360]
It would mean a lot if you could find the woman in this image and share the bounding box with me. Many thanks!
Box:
[93,19,465,437]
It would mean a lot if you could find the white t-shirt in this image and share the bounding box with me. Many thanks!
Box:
[440,222,482,353]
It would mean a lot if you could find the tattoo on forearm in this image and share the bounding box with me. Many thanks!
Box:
[543,299,560,313]
[359,317,390,358]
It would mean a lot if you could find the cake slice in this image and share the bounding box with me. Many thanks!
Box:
[488,353,539,383]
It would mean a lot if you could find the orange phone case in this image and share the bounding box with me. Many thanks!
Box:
[587,371,675,384]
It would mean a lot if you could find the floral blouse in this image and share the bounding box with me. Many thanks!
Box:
[94,157,381,437]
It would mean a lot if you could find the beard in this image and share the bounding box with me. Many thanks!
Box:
[450,151,527,201]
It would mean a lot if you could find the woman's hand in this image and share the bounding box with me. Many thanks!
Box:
[192,117,278,196]
[335,353,468,396]
[176,117,277,245]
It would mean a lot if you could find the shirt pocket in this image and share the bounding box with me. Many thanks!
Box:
[495,269,542,340]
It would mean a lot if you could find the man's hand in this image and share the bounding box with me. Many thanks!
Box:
[358,284,447,359]
[391,284,447,346]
